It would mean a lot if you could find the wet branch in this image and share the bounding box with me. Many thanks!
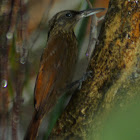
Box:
[0,0,13,140]
[11,0,27,140]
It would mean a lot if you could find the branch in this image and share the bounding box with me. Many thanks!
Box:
[85,0,104,60]
[0,0,13,139]
[11,0,28,140]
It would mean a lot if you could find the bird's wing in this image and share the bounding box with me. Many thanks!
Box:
[34,35,71,113]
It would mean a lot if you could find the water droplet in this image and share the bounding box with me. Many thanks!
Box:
[6,32,13,40]
[128,11,131,15]
[20,57,26,64]
[83,114,86,117]
[13,115,19,123]
[1,80,8,88]
[132,41,135,44]
[126,34,131,39]
[135,0,138,4]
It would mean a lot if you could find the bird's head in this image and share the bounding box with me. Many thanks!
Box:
[48,8,105,37]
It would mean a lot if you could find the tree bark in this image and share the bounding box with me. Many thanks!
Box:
[49,0,140,139]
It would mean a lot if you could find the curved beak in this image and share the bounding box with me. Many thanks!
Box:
[78,8,106,19]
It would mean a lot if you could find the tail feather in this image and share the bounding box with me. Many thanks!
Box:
[24,111,41,140]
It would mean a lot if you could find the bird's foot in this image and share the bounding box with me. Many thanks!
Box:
[67,71,93,90]
[78,71,92,90]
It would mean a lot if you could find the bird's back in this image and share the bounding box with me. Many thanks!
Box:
[34,31,78,117]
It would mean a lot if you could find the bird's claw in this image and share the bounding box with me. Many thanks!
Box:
[78,71,93,90]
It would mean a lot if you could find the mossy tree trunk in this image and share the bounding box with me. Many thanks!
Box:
[49,0,140,139]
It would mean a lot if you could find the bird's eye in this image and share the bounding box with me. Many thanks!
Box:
[65,12,72,18]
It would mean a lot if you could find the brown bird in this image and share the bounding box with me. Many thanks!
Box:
[24,8,105,140]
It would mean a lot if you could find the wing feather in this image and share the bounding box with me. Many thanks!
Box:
[34,36,68,111]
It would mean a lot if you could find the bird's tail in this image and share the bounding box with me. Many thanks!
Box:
[24,111,41,140]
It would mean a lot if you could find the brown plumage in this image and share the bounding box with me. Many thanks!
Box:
[24,8,105,140]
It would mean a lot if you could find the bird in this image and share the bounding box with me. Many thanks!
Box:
[24,8,105,140]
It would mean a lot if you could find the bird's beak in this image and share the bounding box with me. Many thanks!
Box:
[78,8,106,19]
